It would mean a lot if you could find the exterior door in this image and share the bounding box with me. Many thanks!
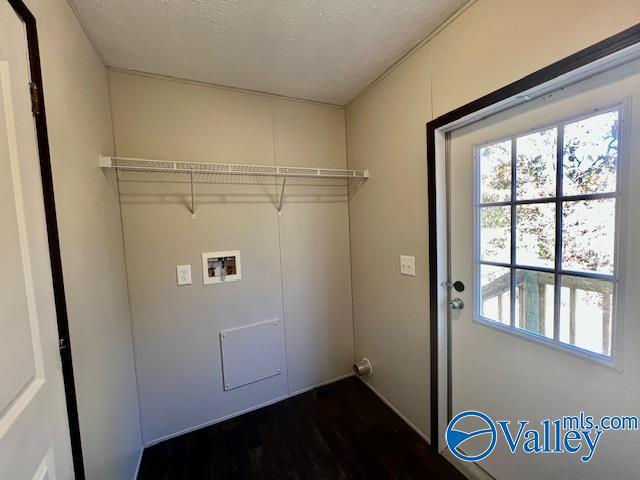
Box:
[447,57,640,479]
[0,2,74,478]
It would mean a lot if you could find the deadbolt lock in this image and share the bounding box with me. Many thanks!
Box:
[442,280,465,292]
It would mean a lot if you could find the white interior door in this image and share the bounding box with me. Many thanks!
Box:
[447,57,640,479]
[0,2,73,479]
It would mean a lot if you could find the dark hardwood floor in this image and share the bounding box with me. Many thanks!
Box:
[137,376,465,479]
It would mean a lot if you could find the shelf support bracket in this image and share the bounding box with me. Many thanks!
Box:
[277,177,287,213]
[190,169,196,219]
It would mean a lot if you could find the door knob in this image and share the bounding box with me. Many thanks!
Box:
[449,298,464,310]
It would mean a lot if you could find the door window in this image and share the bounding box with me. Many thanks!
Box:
[475,108,620,358]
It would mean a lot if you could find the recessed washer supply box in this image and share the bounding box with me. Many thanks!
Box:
[202,250,241,284]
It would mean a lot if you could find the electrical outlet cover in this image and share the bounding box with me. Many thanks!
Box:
[177,264,192,285]
[400,255,416,277]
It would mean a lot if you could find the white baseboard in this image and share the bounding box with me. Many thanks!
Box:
[145,372,355,447]
[132,446,143,480]
[356,377,431,444]
[355,379,494,480]
[441,448,496,480]
[289,372,354,396]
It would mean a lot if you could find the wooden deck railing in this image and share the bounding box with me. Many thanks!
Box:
[482,272,612,353]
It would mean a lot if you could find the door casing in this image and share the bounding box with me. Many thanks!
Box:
[5,0,84,477]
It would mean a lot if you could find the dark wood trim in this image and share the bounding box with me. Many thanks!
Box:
[427,22,640,447]
[6,1,85,478]
[426,121,439,448]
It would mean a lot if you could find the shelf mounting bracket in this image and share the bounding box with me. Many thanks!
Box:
[277,176,287,214]
[190,169,196,219]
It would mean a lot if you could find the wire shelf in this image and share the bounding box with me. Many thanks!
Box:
[100,156,369,179]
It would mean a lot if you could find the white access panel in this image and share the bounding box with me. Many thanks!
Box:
[220,319,285,390]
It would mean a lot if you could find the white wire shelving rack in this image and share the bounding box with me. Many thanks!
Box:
[100,155,369,215]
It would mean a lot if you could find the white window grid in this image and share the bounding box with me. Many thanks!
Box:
[473,105,623,361]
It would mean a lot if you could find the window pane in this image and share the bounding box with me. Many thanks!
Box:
[479,140,512,203]
[562,199,615,275]
[516,128,557,200]
[563,111,619,195]
[515,270,554,338]
[560,276,613,356]
[480,265,511,324]
[480,206,511,263]
[515,203,555,268]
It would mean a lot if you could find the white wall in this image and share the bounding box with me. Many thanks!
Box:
[23,1,142,478]
[108,70,354,444]
[346,0,640,440]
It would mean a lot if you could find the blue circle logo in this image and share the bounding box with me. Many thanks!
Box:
[446,411,497,462]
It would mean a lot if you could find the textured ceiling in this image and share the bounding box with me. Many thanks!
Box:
[70,0,467,105]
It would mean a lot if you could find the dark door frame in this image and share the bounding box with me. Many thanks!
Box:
[427,23,640,448]
[6,1,85,478]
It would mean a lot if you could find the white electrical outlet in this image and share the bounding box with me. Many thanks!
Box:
[176,265,192,286]
[400,255,416,276]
